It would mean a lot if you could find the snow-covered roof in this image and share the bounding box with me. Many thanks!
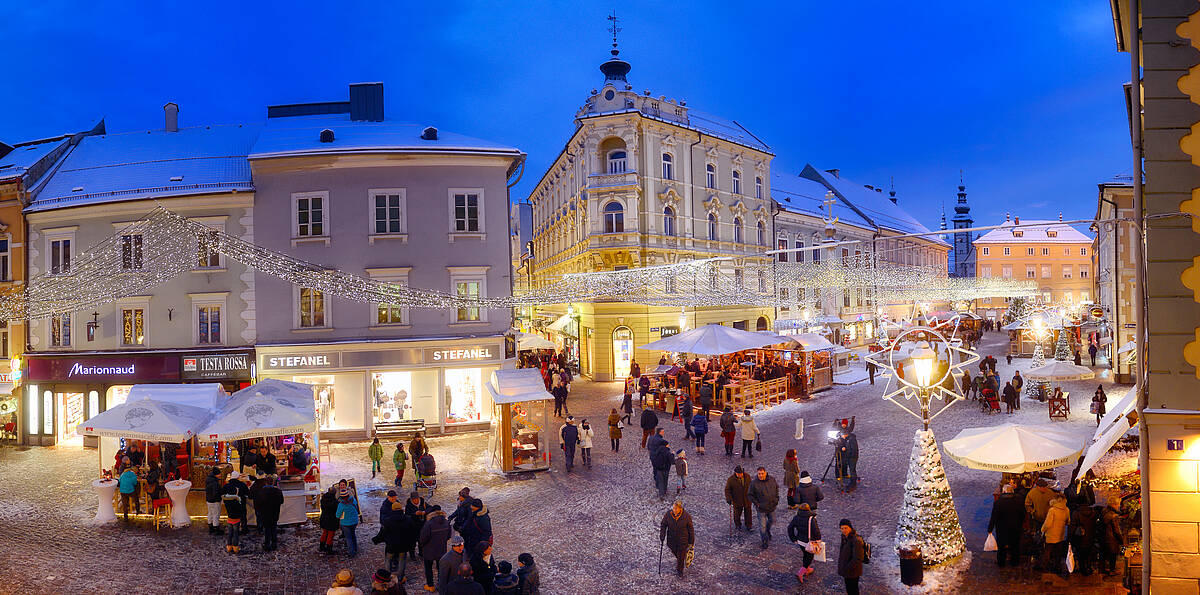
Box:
[973,220,1092,244]
[771,172,874,231]
[249,115,523,160]
[30,124,259,212]
[580,108,771,154]
[0,137,68,182]
[800,165,949,245]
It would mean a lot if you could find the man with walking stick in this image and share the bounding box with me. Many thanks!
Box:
[659,499,694,578]
[724,466,753,533]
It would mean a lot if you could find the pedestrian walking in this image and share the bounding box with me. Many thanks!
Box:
[1006,353,1013,366]
[640,406,659,449]
[961,369,972,400]
[638,375,651,408]
[255,475,285,551]
[419,505,450,592]
[739,409,760,459]
[680,395,695,440]
[578,419,594,469]
[674,450,688,494]
[620,393,633,425]
[438,537,466,594]
[787,503,821,583]
[783,449,800,509]
[795,471,824,510]
[1092,385,1108,426]
[659,500,695,578]
[720,406,737,456]
[1041,496,1070,575]
[368,437,383,479]
[837,519,866,595]
[337,487,362,558]
[205,466,224,533]
[392,442,407,489]
[409,433,427,465]
[1088,343,1098,366]
[866,360,876,385]
[987,483,1025,567]
[372,492,415,574]
[222,470,250,554]
[725,466,753,532]
[559,416,579,472]
[649,435,675,500]
[698,381,714,420]
[690,413,708,454]
[748,466,780,549]
[551,378,565,417]
[608,408,623,452]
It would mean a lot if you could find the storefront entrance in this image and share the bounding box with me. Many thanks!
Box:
[612,326,633,379]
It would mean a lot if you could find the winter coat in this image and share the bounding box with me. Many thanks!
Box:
[409,437,426,462]
[739,416,759,441]
[608,413,622,439]
[368,442,383,462]
[720,473,749,508]
[1025,485,1055,524]
[1002,384,1018,404]
[449,499,472,533]
[1100,506,1124,551]
[646,433,666,453]
[494,572,519,595]
[719,411,736,434]
[559,423,579,450]
[1065,480,1096,509]
[319,490,340,531]
[470,545,497,594]
[698,384,714,408]
[837,432,859,459]
[649,443,675,471]
[517,562,540,595]
[419,510,450,561]
[253,484,284,526]
[222,479,249,521]
[621,393,633,414]
[374,507,416,554]
[787,509,821,543]
[205,471,223,503]
[1071,505,1099,549]
[578,426,594,449]
[392,447,407,470]
[460,503,493,552]
[783,458,800,489]
[445,576,485,595]
[837,529,865,579]
[437,548,464,593]
[794,482,824,510]
[674,457,688,478]
[118,470,139,494]
[987,492,1026,541]
[638,376,651,395]
[326,587,365,595]
[639,408,658,431]
[1041,499,1070,544]
[337,498,360,527]
[256,452,278,475]
[748,474,780,514]
[690,415,708,436]
[1092,393,1108,415]
[379,499,401,527]
[659,509,695,555]
[680,397,693,420]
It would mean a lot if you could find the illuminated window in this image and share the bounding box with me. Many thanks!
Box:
[298,288,327,328]
[121,308,145,345]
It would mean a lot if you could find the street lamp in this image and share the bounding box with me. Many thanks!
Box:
[678,307,687,331]
[909,341,937,430]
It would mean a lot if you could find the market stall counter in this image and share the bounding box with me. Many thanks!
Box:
[486,368,553,473]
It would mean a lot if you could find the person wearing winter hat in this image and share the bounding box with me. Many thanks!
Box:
[795,470,824,511]
[493,560,519,594]
[369,568,400,595]
[516,552,540,594]
[674,450,688,494]
[438,536,466,594]
[222,470,250,554]
[448,487,472,533]
[837,519,866,595]
[327,569,363,595]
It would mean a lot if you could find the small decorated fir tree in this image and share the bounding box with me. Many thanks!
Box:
[895,429,966,567]
[1054,330,1071,362]
[1003,297,1028,325]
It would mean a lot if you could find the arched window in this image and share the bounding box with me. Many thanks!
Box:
[603,201,624,233]
[705,164,716,189]
[663,206,676,237]
[607,150,627,174]
[733,217,744,243]
[661,153,673,180]
[707,213,718,240]
[756,221,766,246]
[755,176,763,199]
[732,171,742,194]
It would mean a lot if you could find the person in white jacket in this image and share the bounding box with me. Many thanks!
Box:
[739,409,760,459]
[578,419,596,469]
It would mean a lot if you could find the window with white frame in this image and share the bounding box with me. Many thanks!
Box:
[777,239,788,262]
[294,192,327,237]
[980,265,992,278]
[451,190,483,233]
[705,164,715,189]
[732,171,742,194]
[661,153,673,180]
[603,201,624,233]
[1003,247,1011,256]
[46,229,75,275]
[121,306,146,346]
[1080,266,1089,279]
[1080,247,1087,256]
[120,234,143,271]
[1026,247,1035,256]
[755,176,763,199]
[707,213,718,240]
[449,267,489,323]
[1025,265,1035,279]
[982,247,989,256]
[0,237,9,281]
[1064,247,1071,255]
[607,150,627,174]
[197,229,221,268]
[371,189,407,234]
[1041,264,1051,278]
[663,207,676,237]
[367,268,410,326]
[1063,265,1073,278]
[757,221,765,246]
[733,217,744,244]
[1041,247,1049,256]
[1081,290,1090,301]
[190,293,227,345]
[298,287,328,328]
[1002,265,1012,278]
[50,313,70,347]
[795,240,805,262]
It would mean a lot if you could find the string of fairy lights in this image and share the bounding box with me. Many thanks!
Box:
[0,206,1038,320]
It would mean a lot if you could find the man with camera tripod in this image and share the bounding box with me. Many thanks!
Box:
[835,422,860,492]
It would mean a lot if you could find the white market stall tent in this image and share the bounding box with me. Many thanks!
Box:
[199,379,317,442]
[943,423,1086,473]
[1025,360,1097,382]
[516,332,557,351]
[487,368,553,473]
[639,323,784,355]
[77,397,214,443]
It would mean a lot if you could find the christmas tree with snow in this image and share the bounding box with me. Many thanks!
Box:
[1054,329,1071,362]
[895,429,966,567]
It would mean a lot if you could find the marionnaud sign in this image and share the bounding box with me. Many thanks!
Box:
[426,346,497,362]
[263,353,340,370]
[69,362,135,377]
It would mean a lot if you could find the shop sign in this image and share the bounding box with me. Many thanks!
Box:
[659,326,680,338]
[425,346,500,363]
[262,352,341,370]
[0,372,12,383]
[1090,306,1104,319]
[1124,323,1136,329]
[182,353,252,380]
[26,354,179,382]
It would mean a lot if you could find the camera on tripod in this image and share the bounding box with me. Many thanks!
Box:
[828,417,853,444]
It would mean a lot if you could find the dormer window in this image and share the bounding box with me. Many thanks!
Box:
[607,150,627,174]
[1013,230,1024,237]
[1046,230,1057,237]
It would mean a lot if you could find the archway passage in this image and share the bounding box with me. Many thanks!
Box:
[756,316,769,331]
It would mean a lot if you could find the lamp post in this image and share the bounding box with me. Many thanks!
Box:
[908,341,937,431]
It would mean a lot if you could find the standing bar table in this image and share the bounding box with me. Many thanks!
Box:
[92,478,118,523]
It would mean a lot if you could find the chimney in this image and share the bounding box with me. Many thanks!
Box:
[1059,212,1063,222]
[164,102,179,132]
[349,83,384,122]
[825,168,840,179]
[1014,216,1020,225]
[421,126,439,141]
[1005,212,1010,222]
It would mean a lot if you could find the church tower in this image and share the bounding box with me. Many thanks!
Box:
[950,171,975,277]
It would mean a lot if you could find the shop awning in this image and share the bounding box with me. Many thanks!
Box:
[1099,336,1113,346]
[486,369,552,404]
[1094,386,1138,441]
[516,332,556,351]
[198,380,316,441]
[1116,341,1136,355]
[546,314,573,333]
[639,324,784,356]
[793,333,836,351]
[77,399,213,442]
[1078,409,1138,477]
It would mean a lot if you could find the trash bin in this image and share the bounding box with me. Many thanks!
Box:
[899,546,923,586]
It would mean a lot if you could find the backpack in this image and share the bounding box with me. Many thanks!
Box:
[860,536,871,564]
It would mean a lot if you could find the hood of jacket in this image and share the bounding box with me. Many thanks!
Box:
[1049,499,1068,512]
[474,504,489,517]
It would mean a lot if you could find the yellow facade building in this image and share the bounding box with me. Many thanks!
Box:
[527,46,773,380]
[973,216,1093,321]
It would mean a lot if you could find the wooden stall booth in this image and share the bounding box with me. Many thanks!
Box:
[487,369,552,474]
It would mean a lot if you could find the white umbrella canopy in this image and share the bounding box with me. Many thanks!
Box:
[638,324,783,356]
[1025,360,1096,382]
[77,399,213,442]
[1094,386,1138,441]
[943,423,1086,473]
[793,332,836,350]
[1116,341,1136,355]
[1079,411,1138,477]
[224,378,315,411]
[199,384,316,442]
[517,333,557,351]
[486,368,552,404]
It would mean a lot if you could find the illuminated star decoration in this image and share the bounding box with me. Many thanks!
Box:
[866,326,980,425]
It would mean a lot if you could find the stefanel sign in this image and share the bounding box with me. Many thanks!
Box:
[425,346,500,363]
[262,352,341,370]
[26,354,180,382]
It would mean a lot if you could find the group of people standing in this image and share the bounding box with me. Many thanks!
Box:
[203,467,285,554]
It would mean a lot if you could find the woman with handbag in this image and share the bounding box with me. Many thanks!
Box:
[608,408,623,452]
[783,450,800,509]
[1091,385,1108,426]
[787,503,822,583]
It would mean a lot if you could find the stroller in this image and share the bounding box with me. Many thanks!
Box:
[414,452,437,499]
[980,388,1001,414]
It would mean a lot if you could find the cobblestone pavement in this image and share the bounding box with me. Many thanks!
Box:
[0,331,1132,594]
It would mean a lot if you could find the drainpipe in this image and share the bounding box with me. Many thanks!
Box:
[1127,0,1149,587]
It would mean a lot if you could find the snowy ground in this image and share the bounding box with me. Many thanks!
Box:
[0,332,1132,594]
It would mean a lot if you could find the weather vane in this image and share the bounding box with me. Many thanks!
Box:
[607,11,621,49]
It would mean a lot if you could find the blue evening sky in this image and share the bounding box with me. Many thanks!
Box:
[0,1,1128,233]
